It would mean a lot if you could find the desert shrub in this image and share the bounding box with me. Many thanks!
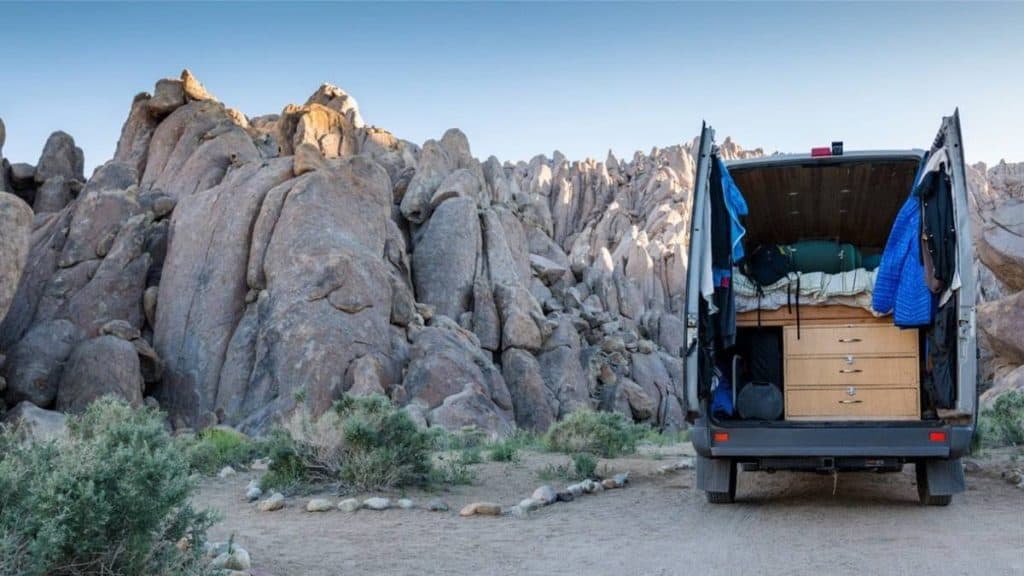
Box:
[0,398,216,576]
[572,453,598,479]
[457,446,483,465]
[263,394,433,492]
[428,426,487,451]
[259,429,308,493]
[544,410,644,458]
[977,392,1024,448]
[429,453,477,486]
[639,427,691,446]
[181,427,262,475]
[487,440,520,463]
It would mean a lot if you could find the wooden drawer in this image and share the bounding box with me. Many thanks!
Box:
[786,387,919,421]
[786,356,919,388]
[785,324,917,357]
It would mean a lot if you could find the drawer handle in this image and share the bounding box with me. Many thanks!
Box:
[838,368,863,374]
[838,399,864,404]
[838,337,862,343]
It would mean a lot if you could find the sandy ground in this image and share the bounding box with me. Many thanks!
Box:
[194,443,1024,576]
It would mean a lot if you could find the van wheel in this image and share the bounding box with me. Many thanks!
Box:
[916,463,953,506]
[705,460,737,504]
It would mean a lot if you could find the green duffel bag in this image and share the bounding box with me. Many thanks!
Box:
[785,240,862,274]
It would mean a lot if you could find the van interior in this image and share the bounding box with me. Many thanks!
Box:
[703,151,960,428]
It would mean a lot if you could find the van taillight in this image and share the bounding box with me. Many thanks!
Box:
[713,431,730,443]
[929,431,947,443]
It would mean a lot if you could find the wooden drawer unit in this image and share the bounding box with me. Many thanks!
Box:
[785,324,917,357]
[786,356,919,388]
[785,387,920,420]
[783,322,920,421]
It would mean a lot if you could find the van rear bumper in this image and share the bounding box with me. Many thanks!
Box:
[691,419,973,460]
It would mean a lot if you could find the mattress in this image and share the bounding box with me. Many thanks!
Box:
[733,267,885,315]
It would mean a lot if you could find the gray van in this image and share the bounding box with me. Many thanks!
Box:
[684,112,975,505]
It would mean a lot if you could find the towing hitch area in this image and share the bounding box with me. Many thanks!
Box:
[741,456,905,473]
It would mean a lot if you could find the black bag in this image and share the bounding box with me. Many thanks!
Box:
[743,244,793,287]
[748,331,782,385]
[736,381,783,420]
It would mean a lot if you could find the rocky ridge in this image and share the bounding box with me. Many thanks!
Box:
[1,71,1021,436]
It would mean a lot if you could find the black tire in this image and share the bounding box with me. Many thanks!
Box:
[705,460,737,504]
[916,463,953,506]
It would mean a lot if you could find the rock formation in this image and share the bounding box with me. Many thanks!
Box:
[971,161,1024,406]
[1,70,1020,436]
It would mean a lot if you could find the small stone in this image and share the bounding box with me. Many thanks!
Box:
[601,479,619,490]
[518,497,541,512]
[566,482,585,497]
[556,491,575,502]
[258,492,285,512]
[509,505,529,519]
[306,498,334,512]
[210,546,251,571]
[613,472,630,486]
[363,497,391,511]
[427,499,450,512]
[397,498,414,510]
[459,502,502,517]
[338,498,361,513]
[580,479,598,494]
[531,485,557,505]
[245,479,262,502]
[217,466,237,479]
[962,459,982,474]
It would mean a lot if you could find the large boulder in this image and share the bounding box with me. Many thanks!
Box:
[227,157,395,432]
[501,347,557,432]
[34,131,84,184]
[2,401,67,442]
[0,192,32,322]
[411,197,480,322]
[977,199,1024,291]
[56,335,144,413]
[153,158,295,427]
[978,291,1024,365]
[2,319,84,407]
[980,364,1024,409]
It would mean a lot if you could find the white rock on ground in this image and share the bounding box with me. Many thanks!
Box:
[338,498,361,513]
[258,492,285,512]
[245,479,262,502]
[363,497,391,511]
[531,485,557,505]
[210,547,251,571]
[306,498,334,512]
[397,498,414,509]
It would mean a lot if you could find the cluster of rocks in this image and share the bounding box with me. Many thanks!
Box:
[970,161,1024,406]
[254,491,445,514]
[1,70,742,437]
[2,70,1023,438]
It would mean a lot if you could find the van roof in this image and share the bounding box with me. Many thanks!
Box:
[724,149,926,169]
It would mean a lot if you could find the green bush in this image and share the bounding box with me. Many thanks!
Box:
[0,398,216,576]
[487,440,520,463]
[181,427,262,475]
[977,392,1024,448]
[264,394,433,492]
[572,453,598,479]
[544,410,644,458]
[428,453,477,486]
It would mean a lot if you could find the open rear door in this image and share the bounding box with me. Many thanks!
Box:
[937,110,977,418]
[683,123,715,419]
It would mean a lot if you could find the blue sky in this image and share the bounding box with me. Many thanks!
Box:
[2,2,1023,174]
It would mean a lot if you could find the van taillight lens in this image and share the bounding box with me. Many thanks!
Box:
[713,431,730,443]
[929,431,947,442]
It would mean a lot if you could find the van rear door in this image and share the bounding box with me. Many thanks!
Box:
[683,123,715,419]
[935,110,977,418]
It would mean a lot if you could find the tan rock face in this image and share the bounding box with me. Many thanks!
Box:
[0,192,32,323]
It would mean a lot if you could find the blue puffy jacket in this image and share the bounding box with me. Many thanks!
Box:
[872,193,933,326]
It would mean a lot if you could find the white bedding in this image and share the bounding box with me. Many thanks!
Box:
[733,267,885,314]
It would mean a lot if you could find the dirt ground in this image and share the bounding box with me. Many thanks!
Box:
[194,443,1024,576]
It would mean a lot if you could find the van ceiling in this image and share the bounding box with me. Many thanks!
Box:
[728,158,921,251]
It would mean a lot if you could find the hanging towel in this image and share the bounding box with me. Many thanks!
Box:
[718,158,749,263]
[872,193,933,326]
